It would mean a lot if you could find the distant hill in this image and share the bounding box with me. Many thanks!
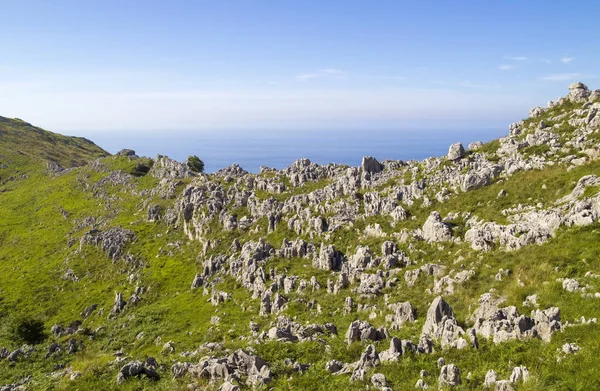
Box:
[0,116,109,178]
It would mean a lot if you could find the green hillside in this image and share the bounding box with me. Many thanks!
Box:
[0,84,599,390]
[0,116,109,182]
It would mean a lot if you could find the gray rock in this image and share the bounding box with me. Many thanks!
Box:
[562,278,582,292]
[80,227,136,262]
[218,381,240,391]
[357,272,385,295]
[345,320,386,345]
[117,360,159,384]
[326,360,344,373]
[529,106,546,118]
[468,141,484,150]
[562,342,580,354]
[509,366,530,384]
[438,364,461,387]
[568,82,590,102]
[379,337,403,362]
[350,344,380,382]
[111,292,126,314]
[484,370,497,388]
[371,373,388,389]
[462,171,491,191]
[117,149,137,157]
[147,205,161,222]
[447,143,465,160]
[362,156,384,174]
[190,273,203,289]
[495,380,515,391]
[313,243,343,271]
[421,212,452,242]
[387,301,416,329]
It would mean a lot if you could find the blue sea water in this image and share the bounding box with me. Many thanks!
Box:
[90,128,507,173]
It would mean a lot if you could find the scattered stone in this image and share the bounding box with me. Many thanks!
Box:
[438,364,461,387]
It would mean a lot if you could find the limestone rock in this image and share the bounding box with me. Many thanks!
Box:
[362,156,384,174]
[447,143,465,160]
[421,212,452,242]
[438,363,461,387]
[117,360,159,384]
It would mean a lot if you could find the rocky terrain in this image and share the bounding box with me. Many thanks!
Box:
[0,83,599,390]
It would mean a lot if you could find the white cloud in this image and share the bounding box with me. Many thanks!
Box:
[541,73,580,81]
[561,57,574,63]
[505,56,527,61]
[499,64,516,71]
[295,68,346,81]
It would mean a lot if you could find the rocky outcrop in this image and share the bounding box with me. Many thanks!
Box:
[117,359,159,384]
[447,143,465,160]
[386,301,416,329]
[172,349,271,386]
[79,227,135,262]
[150,155,192,180]
[264,316,337,342]
[313,243,343,270]
[421,212,452,242]
[361,156,383,174]
[472,293,562,343]
[350,345,380,382]
[438,363,461,387]
[421,297,467,349]
[345,320,387,345]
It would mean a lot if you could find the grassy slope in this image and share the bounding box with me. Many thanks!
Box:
[0,116,109,183]
[0,115,598,389]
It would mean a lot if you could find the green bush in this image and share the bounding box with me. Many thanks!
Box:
[187,155,205,173]
[9,315,47,345]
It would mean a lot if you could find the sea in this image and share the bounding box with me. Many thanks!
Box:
[90,128,507,173]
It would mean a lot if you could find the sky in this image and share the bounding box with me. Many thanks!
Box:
[0,1,598,136]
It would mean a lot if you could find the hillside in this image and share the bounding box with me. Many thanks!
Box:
[0,83,599,390]
[0,116,109,184]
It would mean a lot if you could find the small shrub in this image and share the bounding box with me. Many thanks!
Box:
[187,155,205,173]
[9,315,47,345]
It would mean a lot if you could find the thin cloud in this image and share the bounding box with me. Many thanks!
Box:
[499,64,516,71]
[295,68,346,81]
[460,81,501,89]
[505,56,527,61]
[561,57,574,63]
[541,73,580,81]
[363,75,406,81]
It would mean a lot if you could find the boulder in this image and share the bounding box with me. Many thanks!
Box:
[117,360,159,384]
[421,297,465,348]
[345,320,386,345]
[447,143,465,160]
[313,243,343,271]
[386,301,416,329]
[421,212,452,242]
[438,364,461,387]
[371,373,388,389]
[350,344,380,382]
[468,141,484,151]
[568,82,590,102]
[361,156,384,174]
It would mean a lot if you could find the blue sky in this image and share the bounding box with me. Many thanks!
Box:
[0,1,597,134]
